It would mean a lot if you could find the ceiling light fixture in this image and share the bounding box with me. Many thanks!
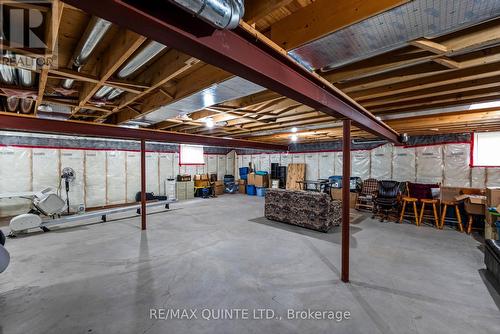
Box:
[205,118,214,128]
[291,127,298,133]
[290,134,298,142]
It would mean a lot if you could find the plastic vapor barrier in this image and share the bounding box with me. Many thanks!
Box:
[126,152,140,202]
[207,155,218,175]
[392,146,416,182]
[370,144,392,180]
[304,153,319,181]
[334,152,343,175]
[159,153,174,195]
[0,146,32,216]
[236,155,243,179]
[260,154,270,172]
[318,152,335,179]
[32,148,59,191]
[471,167,486,188]
[443,144,471,187]
[280,153,292,167]
[352,150,370,180]
[146,152,159,195]
[487,168,500,187]
[107,151,126,205]
[269,153,281,166]
[173,153,180,177]
[217,155,227,181]
[226,151,235,176]
[292,153,305,164]
[85,150,106,207]
[242,155,252,170]
[416,145,443,184]
[60,149,85,212]
[251,154,261,171]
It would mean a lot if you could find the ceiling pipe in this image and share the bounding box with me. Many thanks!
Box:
[167,0,244,29]
[0,52,16,84]
[62,17,112,89]
[101,40,167,101]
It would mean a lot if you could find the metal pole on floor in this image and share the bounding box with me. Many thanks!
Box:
[342,120,351,283]
[140,139,146,230]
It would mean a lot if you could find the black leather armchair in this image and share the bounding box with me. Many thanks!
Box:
[372,180,401,222]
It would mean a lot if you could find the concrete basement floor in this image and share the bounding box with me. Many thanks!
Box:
[1,194,500,334]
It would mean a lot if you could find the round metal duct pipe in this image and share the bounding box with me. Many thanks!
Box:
[62,17,112,89]
[20,98,34,114]
[168,0,244,29]
[6,97,19,112]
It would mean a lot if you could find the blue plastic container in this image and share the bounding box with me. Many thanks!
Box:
[239,167,250,177]
[246,185,256,196]
[256,187,267,197]
[255,171,268,176]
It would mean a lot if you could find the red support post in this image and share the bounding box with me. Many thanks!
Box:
[140,139,146,230]
[341,120,351,283]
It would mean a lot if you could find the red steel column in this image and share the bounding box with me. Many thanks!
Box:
[341,120,351,283]
[140,139,146,230]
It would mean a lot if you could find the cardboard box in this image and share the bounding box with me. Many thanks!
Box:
[215,184,224,195]
[254,174,269,188]
[487,188,500,207]
[215,180,224,186]
[194,174,209,181]
[238,180,246,194]
[485,221,498,240]
[330,189,358,208]
[194,179,210,188]
[440,187,462,202]
[247,173,255,186]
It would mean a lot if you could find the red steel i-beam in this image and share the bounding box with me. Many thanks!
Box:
[140,139,146,230]
[61,0,400,144]
[341,120,351,283]
[0,113,287,151]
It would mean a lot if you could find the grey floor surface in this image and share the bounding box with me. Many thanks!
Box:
[1,194,499,334]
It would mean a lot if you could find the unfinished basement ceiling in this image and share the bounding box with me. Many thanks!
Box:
[290,0,500,71]
[135,76,266,124]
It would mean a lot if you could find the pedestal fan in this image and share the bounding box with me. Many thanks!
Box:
[61,167,76,214]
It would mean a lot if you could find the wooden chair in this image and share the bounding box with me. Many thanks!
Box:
[399,182,419,225]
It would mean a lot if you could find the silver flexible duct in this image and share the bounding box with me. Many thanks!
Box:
[62,17,112,89]
[0,52,16,84]
[168,0,244,29]
[102,41,167,101]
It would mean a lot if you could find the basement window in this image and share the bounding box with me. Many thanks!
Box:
[179,144,204,165]
[472,132,500,167]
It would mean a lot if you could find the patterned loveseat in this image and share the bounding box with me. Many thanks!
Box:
[264,189,341,232]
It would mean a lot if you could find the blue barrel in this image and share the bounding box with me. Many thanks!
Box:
[246,185,256,196]
[256,187,267,197]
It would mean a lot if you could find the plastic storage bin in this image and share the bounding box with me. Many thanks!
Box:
[239,167,250,180]
[246,185,256,196]
[256,187,267,197]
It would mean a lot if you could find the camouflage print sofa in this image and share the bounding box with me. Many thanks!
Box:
[264,189,341,232]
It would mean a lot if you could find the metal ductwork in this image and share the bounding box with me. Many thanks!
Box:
[98,41,167,101]
[19,98,34,114]
[94,85,114,99]
[167,0,244,30]
[0,52,16,84]
[6,97,19,112]
[62,17,112,89]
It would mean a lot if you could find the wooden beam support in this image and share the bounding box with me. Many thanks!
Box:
[409,38,448,54]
